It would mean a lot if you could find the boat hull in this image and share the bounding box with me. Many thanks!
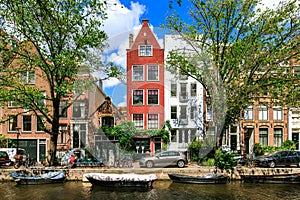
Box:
[241,173,300,184]
[10,171,66,185]
[84,173,157,188]
[86,177,154,188]
[168,173,228,184]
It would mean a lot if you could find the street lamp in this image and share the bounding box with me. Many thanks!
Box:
[15,126,21,153]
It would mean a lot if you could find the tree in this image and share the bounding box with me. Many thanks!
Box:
[0,0,119,165]
[166,0,300,148]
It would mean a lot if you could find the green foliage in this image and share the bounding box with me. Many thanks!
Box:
[281,140,296,150]
[253,140,297,156]
[165,0,300,149]
[214,149,237,170]
[0,0,117,165]
[101,121,136,152]
[188,140,203,162]
[201,158,215,166]
[101,121,171,152]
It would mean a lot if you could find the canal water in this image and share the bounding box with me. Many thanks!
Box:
[1,180,300,200]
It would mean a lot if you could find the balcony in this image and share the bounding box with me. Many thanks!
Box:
[180,119,188,125]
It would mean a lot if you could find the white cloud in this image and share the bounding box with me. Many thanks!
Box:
[102,1,145,86]
[100,1,147,106]
[257,0,299,12]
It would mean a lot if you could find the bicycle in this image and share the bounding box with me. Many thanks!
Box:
[13,154,35,169]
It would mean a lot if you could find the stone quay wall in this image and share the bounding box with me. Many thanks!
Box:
[1,166,300,182]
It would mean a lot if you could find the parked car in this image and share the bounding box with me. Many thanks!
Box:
[139,151,188,168]
[0,151,11,166]
[252,150,300,168]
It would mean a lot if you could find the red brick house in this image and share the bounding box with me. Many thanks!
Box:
[126,19,165,154]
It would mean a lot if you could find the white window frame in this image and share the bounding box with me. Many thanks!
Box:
[132,89,144,105]
[133,114,144,129]
[147,89,159,105]
[147,65,159,81]
[22,115,32,132]
[244,105,254,120]
[21,71,35,84]
[147,114,158,129]
[132,65,144,81]
[258,105,268,121]
[138,45,152,56]
[273,106,283,121]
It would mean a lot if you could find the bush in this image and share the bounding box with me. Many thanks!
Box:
[201,158,215,166]
[214,149,237,170]
[253,140,296,157]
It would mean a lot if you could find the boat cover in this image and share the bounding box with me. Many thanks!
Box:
[83,173,157,182]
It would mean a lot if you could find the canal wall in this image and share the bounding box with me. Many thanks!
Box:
[1,166,300,182]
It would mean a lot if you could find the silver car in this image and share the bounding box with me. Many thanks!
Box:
[139,151,188,168]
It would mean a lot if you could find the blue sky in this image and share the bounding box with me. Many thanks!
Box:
[101,0,284,107]
[101,0,193,107]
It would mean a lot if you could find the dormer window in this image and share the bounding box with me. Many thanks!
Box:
[139,45,152,56]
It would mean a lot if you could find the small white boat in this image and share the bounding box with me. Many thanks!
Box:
[83,173,157,188]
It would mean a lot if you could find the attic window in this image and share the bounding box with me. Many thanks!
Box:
[139,45,152,56]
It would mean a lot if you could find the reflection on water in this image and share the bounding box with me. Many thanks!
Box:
[1,181,300,200]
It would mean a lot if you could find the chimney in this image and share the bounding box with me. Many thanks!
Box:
[129,33,133,48]
[142,19,149,27]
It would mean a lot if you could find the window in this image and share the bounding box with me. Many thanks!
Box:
[244,105,254,120]
[230,125,238,133]
[8,116,17,132]
[73,101,85,118]
[147,89,158,105]
[274,128,283,147]
[258,105,268,121]
[22,115,32,132]
[73,124,86,148]
[191,83,197,96]
[133,89,144,105]
[171,83,177,97]
[171,106,177,119]
[293,65,300,75]
[273,106,283,121]
[148,114,158,129]
[147,65,158,81]
[180,105,187,119]
[133,114,143,129]
[190,106,197,120]
[179,83,187,101]
[259,128,268,146]
[36,116,45,132]
[58,124,68,144]
[132,65,144,81]
[59,101,68,118]
[37,91,46,106]
[21,71,35,84]
[139,45,152,56]
[207,104,212,121]
[8,101,19,108]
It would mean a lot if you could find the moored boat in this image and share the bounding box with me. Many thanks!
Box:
[10,170,66,185]
[168,173,228,184]
[240,173,300,184]
[83,173,157,188]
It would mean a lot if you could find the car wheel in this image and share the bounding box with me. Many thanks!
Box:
[177,160,185,168]
[269,161,276,168]
[297,162,300,167]
[146,161,154,168]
